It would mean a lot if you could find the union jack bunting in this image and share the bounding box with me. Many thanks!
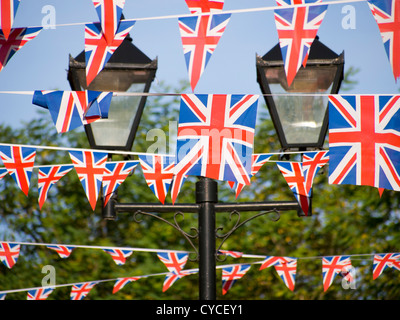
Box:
[274,258,297,291]
[322,255,352,292]
[157,252,189,275]
[139,155,175,204]
[218,250,243,258]
[0,27,42,72]
[102,248,134,265]
[0,145,36,196]
[328,95,400,191]
[0,242,20,269]
[70,282,97,300]
[46,245,75,259]
[185,0,224,14]
[69,150,108,210]
[367,0,400,81]
[259,256,294,271]
[221,264,251,295]
[32,90,113,133]
[161,270,197,292]
[0,168,7,180]
[27,288,54,300]
[302,151,329,195]
[0,0,21,40]
[102,161,138,206]
[175,94,259,185]
[85,20,135,86]
[38,165,73,209]
[170,172,188,204]
[92,0,126,43]
[274,0,328,86]
[276,161,310,216]
[372,253,400,279]
[112,277,141,294]
[178,13,231,91]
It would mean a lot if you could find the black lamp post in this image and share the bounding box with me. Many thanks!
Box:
[256,37,344,151]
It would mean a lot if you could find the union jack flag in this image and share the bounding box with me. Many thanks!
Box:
[46,245,75,259]
[92,0,126,43]
[276,161,310,216]
[27,287,54,300]
[302,151,329,195]
[102,248,133,265]
[322,255,352,292]
[221,264,251,295]
[69,150,108,210]
[0,168,7,180]
[259,256,293,270]
[0,145,36,196]
[274,258,297,291]
[0,0,21,40]
[38,165,73,209]
[372,253,400,279]
[229,153,273,198]
[161,269,197,292]
[368,0,400,82]
[112,276,141,294]
[102,161,138,206]
[0,242,20,269]
[85,20,135,86]
[185,0,224,14]
[70,282,97,300]
[0,27,42,72]
[175,94,259,185]
[328,95,400,191]
[274,0,328,86]
[170,172,189,204]
[178,13,231,91]
[218,250,243,258]
[139,155,175,204]
[157,252,189,275]
[32,90,112,133]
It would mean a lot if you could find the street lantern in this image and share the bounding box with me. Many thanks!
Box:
[67,34,157,151]
[256,37,344,151]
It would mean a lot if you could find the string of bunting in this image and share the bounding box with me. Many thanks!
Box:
[0,241,399,299]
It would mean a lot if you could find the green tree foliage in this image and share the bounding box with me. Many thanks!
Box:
[0,80,399,300]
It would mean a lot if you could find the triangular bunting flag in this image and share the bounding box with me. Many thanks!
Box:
[274,0,328,86]
[0,242,20,269]
[0,145,36,196]
[0,27,42,72]
[69,150,108,210]
[274,258,297,291]
[38,165,73,209]
[170,173,188,204]
[102,161,138,206]
[102,248,133,265]
[221,264,251,295]
[113,277,141,294]
[372,253,400,280]
[302,151,329,195]
[27,287,54,300]
[218,250,243,258]
[92,0,126,43]
[157,252,189,274]
[322,255,353,292]
[178,13,231,91]
[367,0,400,82]
[185,0,224,14]
[161,270,197,292]
[70,282,97,300]
[46,245,75,259]
[0,0,21,40]
[139,155,175,204]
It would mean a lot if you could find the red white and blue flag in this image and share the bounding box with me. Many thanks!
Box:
[102,161,138,206]
[175,94,259,185]
[46,245,75,259]
[69,150,108,210]
[0,242,20,269]
[92,0,126,43]
[185,0,224,14]
[0,0,21,40]
[0,27,42,72]
[218,250,243,258]
[274,0,328,86]
[112,277,141,294]
[157,251,189,275]
[70,282,97,300]
[0,145,36,196]
[170,172,189,204]
[322,255,352,292]
[38,165,73,209]
[328,95,400,191]
[372,253,400,279]
[102,248,133,265]
[161,269,197,292]
[302,151,329,195]
[27,288,54,300]
[259,256,293,270]
[32,90,113,133]
[221,264,251,295]
[368,0,400,82]
[85,20,135,86]
[178,13,231,91]
[259,256,297,291]
[139,155,175,204]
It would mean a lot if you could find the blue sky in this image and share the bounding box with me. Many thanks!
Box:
[0,0,399,129]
